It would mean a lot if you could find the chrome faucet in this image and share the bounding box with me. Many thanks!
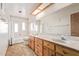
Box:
[61,37,66,40]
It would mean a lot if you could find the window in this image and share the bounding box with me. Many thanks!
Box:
[0,20,8,33]
[30,23,38,32]
[34,23,38,32]
[14,23,18,32]
[22,22,25,31]
[30,23,34,31]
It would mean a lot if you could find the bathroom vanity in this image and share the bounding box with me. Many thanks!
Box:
[28,35,79,56]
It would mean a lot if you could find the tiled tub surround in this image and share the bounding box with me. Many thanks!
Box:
[30,34,79,51]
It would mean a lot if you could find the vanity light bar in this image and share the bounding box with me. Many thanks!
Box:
[32,3,52,15]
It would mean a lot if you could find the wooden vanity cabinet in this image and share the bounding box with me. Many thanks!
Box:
[56,44,79,56]
[28,36,35,50]
[29,36,79,56]
[43,40,55,56]
[35,37,43,56]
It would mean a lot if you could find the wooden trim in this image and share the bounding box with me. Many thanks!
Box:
[33,37,35,51]
[32,3,53,16]
[31,3,42,15]
[42,38,44,56]
[54,42,56,56]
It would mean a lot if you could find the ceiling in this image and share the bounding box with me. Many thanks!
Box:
[0,3,40,18]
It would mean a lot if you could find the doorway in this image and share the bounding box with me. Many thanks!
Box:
[9,16,28,44]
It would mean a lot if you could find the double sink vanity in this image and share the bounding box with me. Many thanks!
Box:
[28,34,79,56]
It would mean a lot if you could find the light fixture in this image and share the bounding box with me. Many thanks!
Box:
[18,10,22,13]
[32,3,52,15]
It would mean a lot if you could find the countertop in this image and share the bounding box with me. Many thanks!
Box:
[30,34,79,51]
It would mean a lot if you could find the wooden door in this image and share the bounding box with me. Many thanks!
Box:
[71,12,79,36]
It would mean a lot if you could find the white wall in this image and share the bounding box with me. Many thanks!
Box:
[38,3,79,36]
[0,34,8,56]
[0,15,9,56]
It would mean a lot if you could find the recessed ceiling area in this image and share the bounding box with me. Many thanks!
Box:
[0,3,40,18]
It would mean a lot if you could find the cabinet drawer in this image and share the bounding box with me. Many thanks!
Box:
[44,40,54,50]
[35,41,42,45]
[35,38,42,45]
[44,40,50,47]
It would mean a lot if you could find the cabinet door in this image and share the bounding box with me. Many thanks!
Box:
[43,46,49,56]
[44,40,54,50]
[35,46,43,56]
[56,45,64,55]
[48,49,55,56]
[35,37,43,56]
